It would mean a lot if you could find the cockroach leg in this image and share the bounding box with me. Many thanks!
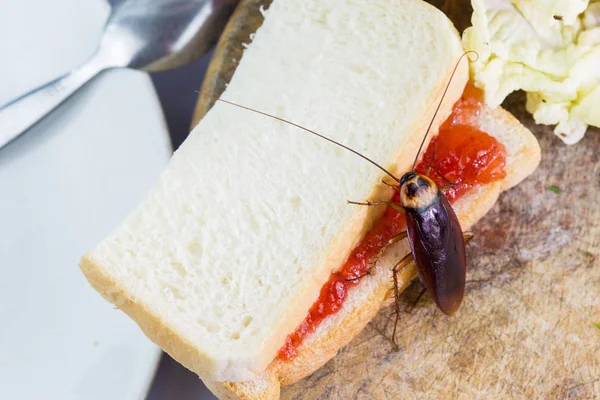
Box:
[371,317,399,351]
[338,230,408,282]
[391,310,401,351]
[338,272,369,282]
[426,142,439,176]
[466,278,490,285]
[347,199,405,214]
[367,231,408,275]
[405,288,427,314]
[463,232,474,245]
[381,179,400,192]
[436,168,456,187]
[391,253,416,349]
[425,143,458,190]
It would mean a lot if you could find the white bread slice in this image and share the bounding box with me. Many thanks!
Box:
[80,0,467,382]
[205,104,541,400]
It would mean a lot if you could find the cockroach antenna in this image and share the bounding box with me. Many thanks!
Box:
[197,93,403,183]
[411,51,479,172]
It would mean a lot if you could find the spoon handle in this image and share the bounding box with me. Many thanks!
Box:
[0,56,107,150]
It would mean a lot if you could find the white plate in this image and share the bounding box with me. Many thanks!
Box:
[0,1,171,399]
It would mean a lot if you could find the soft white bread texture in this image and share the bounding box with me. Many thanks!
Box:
[80,0,467,382]
[207,104,542,400]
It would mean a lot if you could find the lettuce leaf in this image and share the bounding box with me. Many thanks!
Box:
[463,0,600,144]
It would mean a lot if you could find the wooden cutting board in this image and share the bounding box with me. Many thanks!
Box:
[192,1,600,398]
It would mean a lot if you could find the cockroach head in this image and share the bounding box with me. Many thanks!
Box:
[399,173,439,211]
[400,171,417,187]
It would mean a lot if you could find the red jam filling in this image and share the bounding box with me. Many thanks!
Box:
[278,84,506,361]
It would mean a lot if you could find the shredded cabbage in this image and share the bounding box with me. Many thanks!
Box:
[463,0,600,144]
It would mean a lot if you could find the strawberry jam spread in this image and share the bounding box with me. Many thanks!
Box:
[278,83,506,361]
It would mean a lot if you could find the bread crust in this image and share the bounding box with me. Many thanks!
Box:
[488,107,542,191]
[208,104,541,399]
[79,256,217,379]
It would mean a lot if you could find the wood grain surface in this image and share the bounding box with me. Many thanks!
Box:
[193,1,600,398]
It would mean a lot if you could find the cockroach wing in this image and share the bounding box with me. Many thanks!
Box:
[405,194,466,315]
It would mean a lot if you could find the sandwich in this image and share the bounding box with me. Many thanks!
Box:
[79,0,541,398]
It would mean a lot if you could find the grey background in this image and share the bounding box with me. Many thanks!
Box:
[148,49,214,151]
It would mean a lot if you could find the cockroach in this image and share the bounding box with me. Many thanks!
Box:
[205,51,477,345]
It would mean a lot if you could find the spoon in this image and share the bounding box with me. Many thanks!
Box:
[0,0,238,150]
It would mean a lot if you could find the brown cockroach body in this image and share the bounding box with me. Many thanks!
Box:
[399,171,467,315]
